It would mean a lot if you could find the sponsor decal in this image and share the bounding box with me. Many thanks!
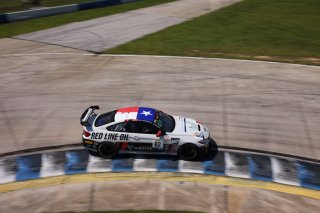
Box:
[133,146,152,151]
[126,143,153,151]
[90,132,103,140]
[171,138,180,141]
[154,111,163,128]
[169,138,180,145]
[91,133,129,141]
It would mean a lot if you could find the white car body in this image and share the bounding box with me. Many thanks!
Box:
[80,106,212,159]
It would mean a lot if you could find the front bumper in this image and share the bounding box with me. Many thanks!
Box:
[82,139,98,152]
[198,138,211,153]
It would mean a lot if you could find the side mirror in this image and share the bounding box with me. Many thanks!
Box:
[156,130,164,137]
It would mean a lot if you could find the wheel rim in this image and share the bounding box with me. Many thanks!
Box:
[98,143,115,158]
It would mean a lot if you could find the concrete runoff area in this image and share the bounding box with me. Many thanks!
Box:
[0,180,319,213]
[14,0,241,52]
[0,39,319,159]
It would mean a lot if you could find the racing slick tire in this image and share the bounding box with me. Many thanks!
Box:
[178,144,199,161]
[98,142,117,158]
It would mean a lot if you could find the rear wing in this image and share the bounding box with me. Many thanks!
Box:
[80,105,100,126]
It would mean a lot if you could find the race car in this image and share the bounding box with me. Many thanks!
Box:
[80,106,213,160]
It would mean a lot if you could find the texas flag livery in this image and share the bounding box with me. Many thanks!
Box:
[115,107,156,122]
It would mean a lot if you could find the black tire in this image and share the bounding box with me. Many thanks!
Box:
[178,144,199,161]
[209,138,216,149]
[98,142,117,158]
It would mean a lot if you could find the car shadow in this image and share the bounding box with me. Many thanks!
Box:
[202,138,219,161]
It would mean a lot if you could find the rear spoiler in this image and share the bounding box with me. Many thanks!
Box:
[80,105,100,126]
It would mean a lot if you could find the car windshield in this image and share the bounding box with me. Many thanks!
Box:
[156,111,175,132]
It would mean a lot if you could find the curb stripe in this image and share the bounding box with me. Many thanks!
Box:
[1,148,319,191]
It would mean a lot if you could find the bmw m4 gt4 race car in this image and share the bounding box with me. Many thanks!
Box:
[80,106,214,160]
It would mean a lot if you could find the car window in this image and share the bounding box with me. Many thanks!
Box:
[95,110,116,127]
[155,111,175,132]
[107,122,130,132]
[132,121,158,134]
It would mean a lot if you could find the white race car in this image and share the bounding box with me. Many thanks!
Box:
[80,106,213,160]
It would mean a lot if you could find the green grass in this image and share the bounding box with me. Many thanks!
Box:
[0,0,23,13]
[106,0,320,65]
[0,0,93,13]
[0,0,176,38]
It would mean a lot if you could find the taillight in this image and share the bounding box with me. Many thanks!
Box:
[83,130,91,137]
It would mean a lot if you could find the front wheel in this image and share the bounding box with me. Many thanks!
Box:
[98,142,117,158]
[178,144,198,161]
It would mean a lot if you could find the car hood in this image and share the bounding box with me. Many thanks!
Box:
[171,116,210,139]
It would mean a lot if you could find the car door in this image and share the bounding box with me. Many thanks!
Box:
[127,121,163,152]
[106,122,131,143]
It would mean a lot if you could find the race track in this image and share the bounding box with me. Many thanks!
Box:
[1,39,319,159]
[0,0,320,211]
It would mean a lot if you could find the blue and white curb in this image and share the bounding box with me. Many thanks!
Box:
[271,157,299,186]
[0,148,320,191]
[0,0,138,24]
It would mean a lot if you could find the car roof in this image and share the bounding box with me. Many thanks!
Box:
[114,107,157,123]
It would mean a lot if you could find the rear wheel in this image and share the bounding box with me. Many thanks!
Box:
[178,144,198,161]
[98,142,117,158]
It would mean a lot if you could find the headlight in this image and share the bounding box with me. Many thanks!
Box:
[198,138,210,145]
[194,132,204,138]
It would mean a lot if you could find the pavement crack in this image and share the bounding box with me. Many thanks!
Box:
[0,100,20,150]
[222,78,229,146]
[158,181,166,210]
[297,102,316,158]
[83,31,107,53]
[224,185,229,213]
[88,182,95,211]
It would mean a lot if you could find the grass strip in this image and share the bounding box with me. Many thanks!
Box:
[0,0,176,38]
[106,0,320,65]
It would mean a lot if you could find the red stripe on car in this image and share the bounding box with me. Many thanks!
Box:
[117,107,139,113]
[121,142,128,150]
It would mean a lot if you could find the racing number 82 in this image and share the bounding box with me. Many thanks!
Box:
[155,141,161,148]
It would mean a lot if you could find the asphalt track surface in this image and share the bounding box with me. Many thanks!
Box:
[0,38,320,160]
[14,0,240,52]
[0,0,320,211]
[1,40,319,211]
